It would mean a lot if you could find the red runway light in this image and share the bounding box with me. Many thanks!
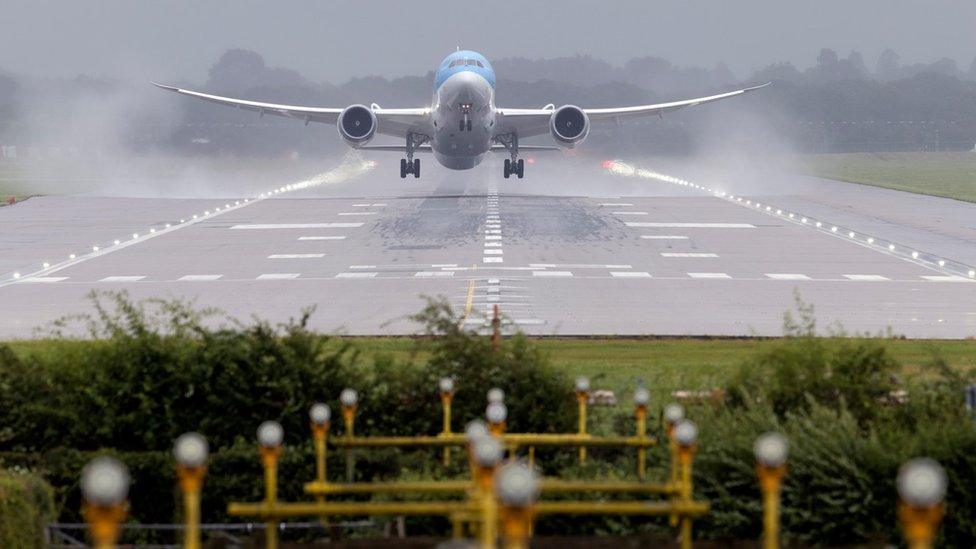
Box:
[602,160,613,169]
[527,157,535,164]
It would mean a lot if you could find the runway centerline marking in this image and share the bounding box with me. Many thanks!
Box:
[338,212,377,216]
[641,235,689,240]
[483,257,503,263]
[843,274,890,281]
[483,249,503,255]
[298,236,346,241]
[533,271,573,277]
[336,272,377,278]
[610,271,651,278]
[599,203,634,206]
[100,276,145,282]
[19,276,69,283]
[415,271,455,277]
[256,273,300,280]
[921,275,973,282]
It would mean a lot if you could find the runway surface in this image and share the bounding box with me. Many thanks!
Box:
[1,154,974,339]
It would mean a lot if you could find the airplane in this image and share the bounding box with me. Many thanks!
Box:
[155,50,769,179]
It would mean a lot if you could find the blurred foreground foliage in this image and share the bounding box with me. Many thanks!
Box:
[0,292,973,546]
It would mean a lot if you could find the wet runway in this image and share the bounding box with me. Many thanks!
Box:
[1,155,974,338]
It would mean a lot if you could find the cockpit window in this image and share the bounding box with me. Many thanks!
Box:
[448,59,484,68]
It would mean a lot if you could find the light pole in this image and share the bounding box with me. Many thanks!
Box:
[487,402,508,436]
[754,432,788,549]
[439,377,456,465]
[340,388,358,482]
[257,420,284,549]
[81,456,130,549]
[674,419,698,549]
[472,435,503,548]
[634,387,651,480]
[897,458,947,549]
[174,432,209,549]
[575,376,591,463]
[309,403,331,485]
[663,402,685,527]
[496,462,540,549]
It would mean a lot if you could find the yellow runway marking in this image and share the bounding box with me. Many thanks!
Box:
[459,265,477,325]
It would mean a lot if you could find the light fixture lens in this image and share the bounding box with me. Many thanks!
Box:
[575,376,591,393]
[174,432,209,468]
[340,388,358,407]
[257,421,284,447]
[754,432,789,467]
[81,456,130,506]
[634,387,651,407]
[664,403,685,424]
[465,420,489,441]
[495,462,540,507]
[486,402,508,424]
[487,388,505,404]
[438,377,455,394]
[472,436,503,467]
[897,458,947,508]
[309,403,331,425]
[674,419,698,447]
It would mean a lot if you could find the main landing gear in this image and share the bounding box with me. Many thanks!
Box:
[503,158,524,179]
[400,132,428,179]
[400,158,420,178]
[496,133,524,179]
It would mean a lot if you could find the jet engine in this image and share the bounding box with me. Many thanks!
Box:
[337,105,377,147]
[549,105,590,148]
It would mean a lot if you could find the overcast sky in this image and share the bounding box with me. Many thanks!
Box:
[2,0,974,83]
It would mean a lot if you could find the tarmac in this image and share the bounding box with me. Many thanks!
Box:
[0,154,974,339]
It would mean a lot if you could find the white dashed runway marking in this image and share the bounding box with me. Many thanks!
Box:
[641,235,689,240]
[256,273,300,280]
[21,276,68,283]
[483,249,503,255]
[483,257,503,263]
[661,253,718,258]
[625,222,756,228]
[414,271,455,277]
[268,254,325,259]
[178,275,223,281]
[613,211,648,216]
[338,212,377,216]
[599,203,633,206]
[688,272,732,279]
[843,274,890,281]
[921,275,973,282]
[336,272,377,278]
[533,271,573,277]
[765,274,812,280]
[298,236,346,241]
[100,276,145,282]
[231,223,363,229]
[610,271,652,278]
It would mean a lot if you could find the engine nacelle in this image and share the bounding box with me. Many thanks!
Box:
[549,105,590,148]
[337,104,377,147]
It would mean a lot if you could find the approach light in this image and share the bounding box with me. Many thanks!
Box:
[634,387,651,407]
[132,233,139,239]
[257,421,284,448]
[754,432,789,468]
[309,403,331,426]
[173,432,209,469]
[912,252,919,259]
[114,240,120,245]
[969,270,975,278]
[42,262,50,269]
[465,420,489,441]
[674,419,699,448]
[150,228,156,233]
[664,403,685,425]
[897,458,947,508]
[339,388,359,407]
[487,402,508,424]
[438,377,455,394]
[472,436,503,467]
[867,237,874,244]
[487,388,505,404]
[575,376,591,393]
[495,462,540,507]
[938,260,945,267]
[69,254,76,259]
[93,246,100,252]
[12,272,20,279]
[81,456,130,506]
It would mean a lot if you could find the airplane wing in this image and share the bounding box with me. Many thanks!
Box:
[495,82,771,139]
[152,83,431,138]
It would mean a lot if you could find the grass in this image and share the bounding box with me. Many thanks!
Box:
[12,336,972,403]
[798,152,976,203]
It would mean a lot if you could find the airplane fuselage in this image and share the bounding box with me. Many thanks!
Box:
[430,51,497,170]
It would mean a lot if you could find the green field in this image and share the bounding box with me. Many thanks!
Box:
[16,336,970,403]
[799,152,976,203]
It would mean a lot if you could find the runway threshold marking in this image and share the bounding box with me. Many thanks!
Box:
[178,275,223,281]
[843,274,890,281]
[688,272,732,279]
[610,271,651,278]
[256,273,300,280]
[765,273,811,280]
[20,276,69,283]
[99,276,146,282]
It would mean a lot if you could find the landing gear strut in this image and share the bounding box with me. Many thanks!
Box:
[496,133,524,179]
[400,132,428,179]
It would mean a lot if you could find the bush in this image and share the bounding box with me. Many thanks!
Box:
[0,469,55,548]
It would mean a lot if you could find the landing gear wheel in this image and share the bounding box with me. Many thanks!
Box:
[400,159,407,179]
[516,158,524,179]
[413,158,420,179]
[503,158,511,179]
